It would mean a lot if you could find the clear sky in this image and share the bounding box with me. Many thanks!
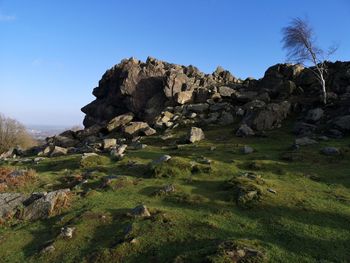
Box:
[0,0,349,126]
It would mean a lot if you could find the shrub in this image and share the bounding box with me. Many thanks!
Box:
[80,155,110,169]
[150,157,192,178]
[0,113,36,153]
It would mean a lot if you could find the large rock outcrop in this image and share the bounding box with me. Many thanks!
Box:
[81,57,239,127]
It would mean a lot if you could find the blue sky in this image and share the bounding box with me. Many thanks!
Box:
[0,0,349,126]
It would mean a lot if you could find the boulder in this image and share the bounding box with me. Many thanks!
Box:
[233,91,258,103]
[103,138,117,150]
[123,122,151,137]
[236,124,255,137]
[175,91,193,104]
[1,189,70,222]
[187,127,205,143]
[60,226,75,239]
[131,204,151,218]
[0,193,28,219]
[186,103,209,113]
[110,144,128,160]
[295,137,318,146]
[164,71,190,98]
[241,145,254,154]
[305,108,324,123]
[105,112,134,132]
[50,146,68,157]
[52,135,78,148]
[321,147,340,156]
[82,57,167,127]
[293,122,317,136]
[0,147,23,159]
[334,115,350,132]
[218,86,236,97]
[151,155,172,166]
[243,101,290,131]
[218,111,234,125]
[143,127,156,136]
[19,189,70,221]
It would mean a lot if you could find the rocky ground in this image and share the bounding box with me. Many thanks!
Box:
[0,57,350,262]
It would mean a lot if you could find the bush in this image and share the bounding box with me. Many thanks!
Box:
[0,113,36,153]
[150,157,192,178]
[80,155,110,169]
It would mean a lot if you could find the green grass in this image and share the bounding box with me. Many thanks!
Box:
[0,124,350,262]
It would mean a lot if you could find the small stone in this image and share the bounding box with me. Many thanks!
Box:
[305,108,324,122]
[34,157,46,163]
[236,124,255,137]
[110,144,128,160]
[295,137,318,146]
[40,245,55,254]
[60,226,75,239]
[187,127,205,143]
[152,155,171,165]
[131,205,151,218]
[267,188,277,194]
[241,145,254,154]
[50,146,68,157]
[130,238,138,244]
[103,138,117,150]
[321,147,340,156]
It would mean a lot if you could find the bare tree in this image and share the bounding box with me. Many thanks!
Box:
[0,114,36,153]
[281,17,337,104]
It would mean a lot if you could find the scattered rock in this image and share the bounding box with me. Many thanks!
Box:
[305,108,324,123]
[218,86,236,97]
[33,157,46,164]
[81,153,98,160]
[152,155,172,165]
[131,204,151,218]
[19,189,70,221]
[103,138,117,150]
[123,122,155,137]
[60,226,75,239]
[0,193,28,219]
[154,184,176,196]
[175,91,193,104]
[241,145,254,154]
[110,144,128,160]
[236,124,255,137]
[321,147,340,156]
[105,112,134,132]
[0,189,70,222]
[243,101,290,131]
[294,137,318,146]
[50,146,68,157]
[334,115,350,132]
[40,245,55,254]
[267,188,277,194]
[187,127,205,143]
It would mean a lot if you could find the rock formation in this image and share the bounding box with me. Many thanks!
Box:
[6,57,349,160]
[81,57,350,137]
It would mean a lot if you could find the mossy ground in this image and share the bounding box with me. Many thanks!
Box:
[0,124,350,262]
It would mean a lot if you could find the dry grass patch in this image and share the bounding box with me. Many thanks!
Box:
[0,167,36,191]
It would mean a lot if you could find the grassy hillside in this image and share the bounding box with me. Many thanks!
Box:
[0,125,349,263]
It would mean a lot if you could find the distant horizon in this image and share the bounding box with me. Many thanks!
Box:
[1,0,349,125]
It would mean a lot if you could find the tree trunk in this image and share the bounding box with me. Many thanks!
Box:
[320,74,327,104]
